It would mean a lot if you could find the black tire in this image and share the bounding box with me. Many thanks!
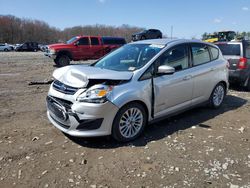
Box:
[157,36,162,39]
[54,55,70,67]
[112,102,147,142]
[209,83,226,109]
[141,36,146,40]
[246,77,250,91]
[4,48,8,52]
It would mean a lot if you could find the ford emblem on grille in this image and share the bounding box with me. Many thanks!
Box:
[60,84,67,91]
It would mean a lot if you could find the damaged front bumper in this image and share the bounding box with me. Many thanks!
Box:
[46,92,119,137]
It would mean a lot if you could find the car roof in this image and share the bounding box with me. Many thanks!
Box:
[131,38,209,46]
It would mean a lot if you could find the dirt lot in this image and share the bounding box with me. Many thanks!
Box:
[0,52,250,188]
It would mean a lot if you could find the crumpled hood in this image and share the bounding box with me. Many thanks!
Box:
[53,65,133,88]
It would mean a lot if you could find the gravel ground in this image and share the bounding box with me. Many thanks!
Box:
[0,52,250,188]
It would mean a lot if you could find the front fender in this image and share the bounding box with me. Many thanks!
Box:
[108,80,152,120]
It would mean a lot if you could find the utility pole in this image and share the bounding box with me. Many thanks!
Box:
[171,26,173,39]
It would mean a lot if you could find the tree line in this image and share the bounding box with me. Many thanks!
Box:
[0,15,145,44]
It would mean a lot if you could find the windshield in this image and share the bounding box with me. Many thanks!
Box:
[94,43,164,71]
[66,37,78,44]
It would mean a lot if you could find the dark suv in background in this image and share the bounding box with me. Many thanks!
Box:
[216,40,250,90]
[132,29,162,41]
[15,42,39,52]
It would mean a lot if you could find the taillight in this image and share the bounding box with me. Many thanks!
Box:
[237,57,247,69]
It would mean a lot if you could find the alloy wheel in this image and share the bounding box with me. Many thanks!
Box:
[212,85,225,107]
[118,107,143,138]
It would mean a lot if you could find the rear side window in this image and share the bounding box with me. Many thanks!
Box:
[216,43,240,56]
[78,38,89,45]
[209,46,219,60]
[244,42,250,58]
[191,44,210,66]
[90,37,99,45]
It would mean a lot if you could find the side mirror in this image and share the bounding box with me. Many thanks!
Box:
[74,41,79,46]
[157,65,175,75]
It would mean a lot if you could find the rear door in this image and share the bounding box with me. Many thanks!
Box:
[153,44,193,118]
[90,37,103,59]
[189,43,217,105]
[216,42,242,70]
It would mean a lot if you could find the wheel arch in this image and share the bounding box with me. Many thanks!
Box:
[114,100,150,123]
[218,80,228,92]
[57,50,73,60]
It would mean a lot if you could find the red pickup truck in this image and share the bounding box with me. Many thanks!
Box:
[45,36,126,66]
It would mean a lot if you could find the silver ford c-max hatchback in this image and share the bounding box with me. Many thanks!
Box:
[47,39,229,142]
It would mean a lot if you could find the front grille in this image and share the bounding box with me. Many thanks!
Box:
[53,80,78,95]
[47,96,68,121]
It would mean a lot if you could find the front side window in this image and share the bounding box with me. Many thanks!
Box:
[158,44,189,71]
[78,37,89,45]
[191,44,210,66]
[94,44,164,71]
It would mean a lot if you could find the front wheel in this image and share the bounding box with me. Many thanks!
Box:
[209,83,226,109]
[4,48,8,52]
[54,55,70,67]
[112,103,147,142]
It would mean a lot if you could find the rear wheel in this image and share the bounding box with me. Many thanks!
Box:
[209,83,226,109]
[54,55,70,67]
[112,103,147,142]
[4,48,8,52]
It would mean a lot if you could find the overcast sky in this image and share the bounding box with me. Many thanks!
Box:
[0,0,249,38]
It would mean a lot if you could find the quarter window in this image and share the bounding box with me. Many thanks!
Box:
[78,38,89,45]
[158,45,189,71]
[209,46,219,60]
[191,44,210,66]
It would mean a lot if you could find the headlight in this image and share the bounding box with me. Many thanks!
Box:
[77,84,113,103]
[49,48,56,54]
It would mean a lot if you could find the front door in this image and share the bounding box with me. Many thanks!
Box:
[74,37,91,60]
[153,44,193,118]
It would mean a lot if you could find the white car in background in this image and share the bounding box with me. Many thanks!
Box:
[0,43,13,51]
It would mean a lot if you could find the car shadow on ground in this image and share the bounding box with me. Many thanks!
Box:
[229,84,249,92]
[66,94,247,149]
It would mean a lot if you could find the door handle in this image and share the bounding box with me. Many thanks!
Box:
[183,75,192,80]
[210,68,215,71]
